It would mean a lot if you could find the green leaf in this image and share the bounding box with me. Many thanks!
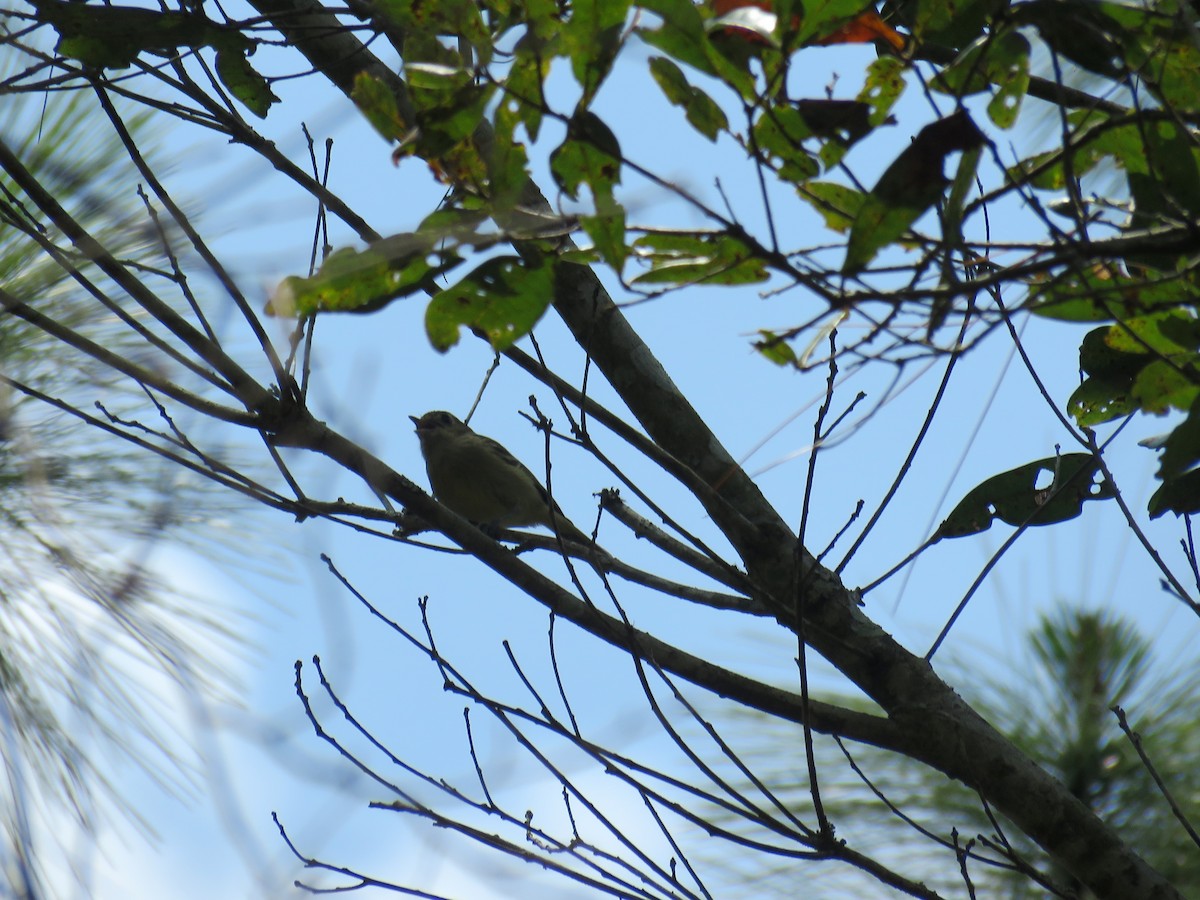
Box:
[1078,115,1144,171]
[1106,311,1200,358]
[32,0,237,69]
[1068,376,1137,427]
[504,33,554,141]
[942,145,981,249]
[1066,316,1200,425]
[793,99,875,143]
[352,72,410,142]
[32,0,271,118]
[1013,0,1124,77]
[485,113,533,210]
[405,62,473,91]
[648,56,729,141]
[844,110,985,273]
[425,255,555,351]
[1149,468,1200,517]
[752,107,819,183]
[581,204,628,274]
[773,0,805,44]
[415,202,490,235]
[1131,360,1200,415]
[792,0,876,45]
[1098,1,1200,112]
[935,454,1112,539]
[564,0,631,105]
[631,231,769,286]
[396,28,494,163]
[799,182,865,232]
[1150,395,1200,517]
[374,0,493,64]
[408,76,494,159]
[215,49,278,118]
[550,110,622,204]
[700,33,762,100]
[1079,324,1148,379]
[754,329,798,365]
[931,30,1030,128]
[265,209,500,318]
[635,0,717,78]
[1007,149,1070,192]
[266,240,460,318]
[558,246,603,266]
[518,0,564,41]
[1127,123,1200,226]
[857,56,906,127]
[1024,262,1154,321]
[908,0,998,48]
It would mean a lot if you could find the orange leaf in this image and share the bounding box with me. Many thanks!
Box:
[709,1,905,52]
[817,11,905,51]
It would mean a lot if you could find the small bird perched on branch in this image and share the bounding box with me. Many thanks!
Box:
[410,410,596,549]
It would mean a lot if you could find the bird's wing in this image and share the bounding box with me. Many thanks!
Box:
[480,435,562,513]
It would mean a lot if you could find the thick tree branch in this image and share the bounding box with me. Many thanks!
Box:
[114,1,1185,895]
[273,405,903,751]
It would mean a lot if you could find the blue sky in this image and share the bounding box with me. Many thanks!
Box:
[17,14,1200,898]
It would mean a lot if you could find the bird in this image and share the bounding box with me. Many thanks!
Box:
[410,410,596,548]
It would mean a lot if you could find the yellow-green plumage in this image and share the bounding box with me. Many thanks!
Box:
[410,411,591,545]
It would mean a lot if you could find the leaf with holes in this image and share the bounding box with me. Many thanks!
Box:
[425,256,555,351]
[935,454,1112,539]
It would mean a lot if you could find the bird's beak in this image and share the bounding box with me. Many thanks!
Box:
[409,415,421,429]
